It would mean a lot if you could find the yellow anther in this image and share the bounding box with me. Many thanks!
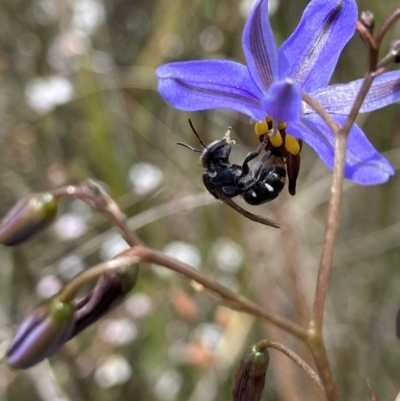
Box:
[269,131,283,147]
[285,134,300,155]
[278,122,287,130]
[255,120,269,136]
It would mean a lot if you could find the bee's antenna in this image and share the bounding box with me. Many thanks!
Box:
[188,119,208,149]
[176,142,202,153]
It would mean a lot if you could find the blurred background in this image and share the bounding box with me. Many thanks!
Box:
[0,0,399,400]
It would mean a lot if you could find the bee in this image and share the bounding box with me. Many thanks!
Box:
[178,120,288,228]
[239,145,286,206]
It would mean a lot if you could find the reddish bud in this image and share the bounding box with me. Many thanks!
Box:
[7,298,75,369]
[232,345,270,401]
[0,193,59,246]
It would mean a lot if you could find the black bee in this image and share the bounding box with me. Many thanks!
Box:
[177,120,286,228]
[198,131,243,200]
[239,146,286,205]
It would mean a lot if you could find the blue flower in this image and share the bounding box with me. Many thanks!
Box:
[156,0,400,185]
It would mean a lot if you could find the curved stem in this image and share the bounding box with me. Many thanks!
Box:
[356,19,376,50]
[301,93,340,135]
[52,181,308,339]
[375,9,400,48]
[341,73,376,135]
[256,339,325,394]
[52,181,143,248]
[59,254,138,303]
[59,243,308,339]
[132,246,309,340]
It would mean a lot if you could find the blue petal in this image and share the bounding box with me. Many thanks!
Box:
[288,114,394,184]
[279,0,357,92]
[304,71,400,114]
[242,0,278,93]
[261,79,301,122]
[156,60,265,120]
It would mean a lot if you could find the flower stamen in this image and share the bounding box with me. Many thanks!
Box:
[269,130,283,147]
[285,134,301,155]
[255,120,269,136]
[255,116,300,155]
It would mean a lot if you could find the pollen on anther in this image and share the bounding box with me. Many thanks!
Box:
[269,131,283,147]
[255,120,268,136]
[224,127,235,145]
[278,122,287,131]
[285,134,300,155]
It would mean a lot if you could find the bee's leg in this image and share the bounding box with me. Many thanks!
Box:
[241,142,265,175]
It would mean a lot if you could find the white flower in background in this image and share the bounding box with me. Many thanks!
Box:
[25,76,73,113]
[94,355,132,388]
[128,162,164,195]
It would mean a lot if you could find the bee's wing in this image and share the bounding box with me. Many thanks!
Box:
[218,193,281,229]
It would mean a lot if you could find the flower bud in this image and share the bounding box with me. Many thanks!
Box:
[389,40,400,63]
[0,193,59,246]
[68,265,139,339]
[232,345,270,401]
[359,11,374,33]
[7,298,75,369]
